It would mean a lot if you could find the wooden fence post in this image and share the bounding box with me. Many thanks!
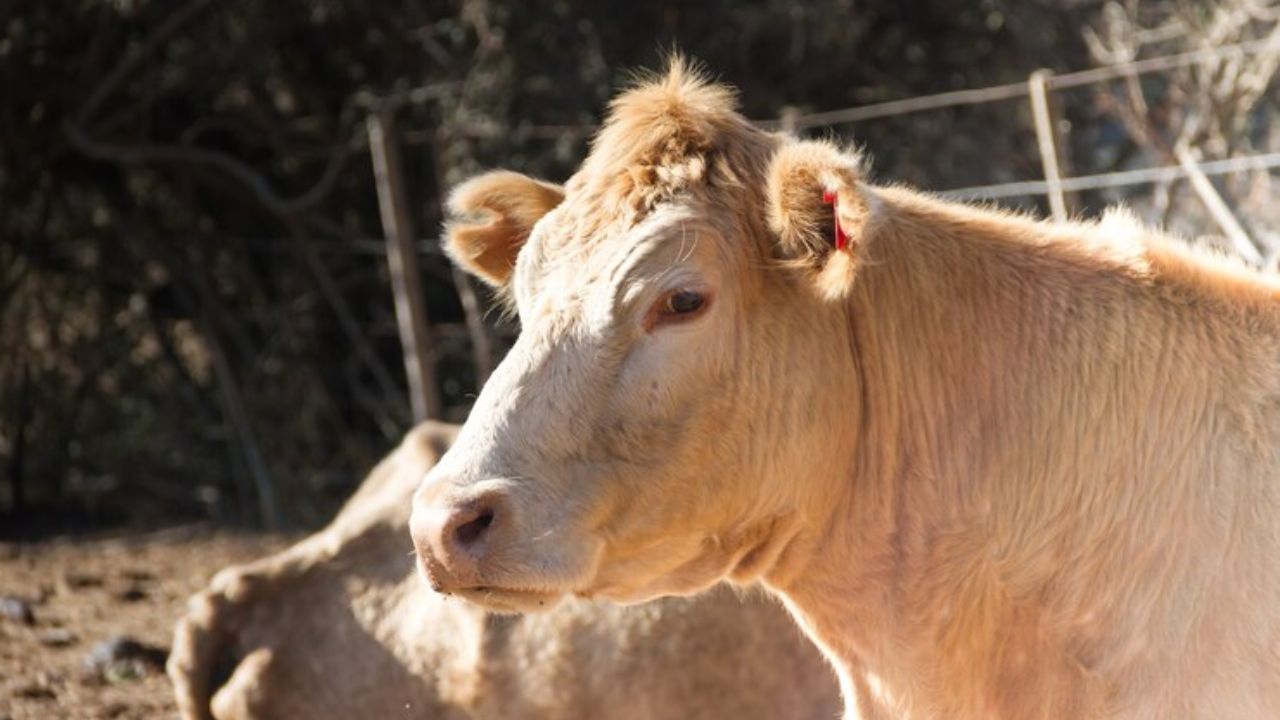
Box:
[368,106,443,422]
[1028,70,1073,222]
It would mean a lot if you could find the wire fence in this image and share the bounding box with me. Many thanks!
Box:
[777,35,1280,130]
[785,33,1280,217]
[328,35,1280,262]
[770,33,1280,253]
[943,150,1280,201]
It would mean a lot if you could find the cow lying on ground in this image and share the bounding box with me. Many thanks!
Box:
[412,58,1280,719]
[169,421,839,720]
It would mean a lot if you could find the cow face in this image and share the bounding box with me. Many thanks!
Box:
[411,64,869,612]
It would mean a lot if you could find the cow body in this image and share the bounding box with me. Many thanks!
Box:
[770,188,1280,719]
[169,422,840,719]
[413,59,1280,719]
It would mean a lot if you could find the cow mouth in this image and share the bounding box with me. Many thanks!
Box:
[413,547,583,613]
[452,585,566,613]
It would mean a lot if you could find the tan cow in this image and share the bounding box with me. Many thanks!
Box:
[412,58,1280,719]
[169,421,839,719]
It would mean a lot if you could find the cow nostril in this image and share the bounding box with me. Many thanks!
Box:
[454,507,495,546]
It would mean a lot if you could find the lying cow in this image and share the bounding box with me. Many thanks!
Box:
[169,421,839,719]
[412,58,1280,719]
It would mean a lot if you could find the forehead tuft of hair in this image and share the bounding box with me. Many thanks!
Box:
[561,55,776,235]
[600,56,743,162]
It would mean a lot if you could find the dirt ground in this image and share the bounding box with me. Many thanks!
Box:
[0,529,290,720]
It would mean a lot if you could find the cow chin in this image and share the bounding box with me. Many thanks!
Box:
[453,586,567,614]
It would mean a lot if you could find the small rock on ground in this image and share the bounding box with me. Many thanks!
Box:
[82,636,168,683]
[38,628,79,648]
[0,595,35,625]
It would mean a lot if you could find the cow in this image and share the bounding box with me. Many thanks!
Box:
[169,421,840,719]
[411,58,1280,719]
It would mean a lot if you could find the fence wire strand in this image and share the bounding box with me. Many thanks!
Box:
[446,35,1280,139]
[784,35,1280,129]
[943,151,1280,200]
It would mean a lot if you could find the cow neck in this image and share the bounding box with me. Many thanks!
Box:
[758,186,1170,717]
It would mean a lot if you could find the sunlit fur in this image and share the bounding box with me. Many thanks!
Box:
[418,58,1280,719]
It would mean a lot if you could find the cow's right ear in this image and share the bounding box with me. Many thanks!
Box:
[444,171,565,286]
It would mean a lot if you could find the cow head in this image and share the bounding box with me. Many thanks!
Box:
[411,60,875,612]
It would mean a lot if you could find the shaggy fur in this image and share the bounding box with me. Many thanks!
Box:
[169,422,839,720]
[414,59,1280,720]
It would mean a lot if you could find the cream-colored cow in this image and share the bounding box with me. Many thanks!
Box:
[412,59,1280,719]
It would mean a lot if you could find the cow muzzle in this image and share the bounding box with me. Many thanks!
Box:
[410,486,509,594]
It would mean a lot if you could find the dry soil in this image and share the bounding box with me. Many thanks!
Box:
[0,530,288,720]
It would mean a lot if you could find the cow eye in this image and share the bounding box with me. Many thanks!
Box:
[665,290,705,316]
[647,289,710,330]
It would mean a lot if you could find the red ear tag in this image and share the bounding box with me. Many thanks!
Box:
[822,189,850,251]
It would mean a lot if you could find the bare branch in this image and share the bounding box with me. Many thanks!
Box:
[63,123,348,216]
[76,0,218,127]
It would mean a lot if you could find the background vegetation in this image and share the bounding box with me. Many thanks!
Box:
[3,0,1277,534]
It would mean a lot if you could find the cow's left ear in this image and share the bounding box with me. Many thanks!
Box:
[765,140,874,301]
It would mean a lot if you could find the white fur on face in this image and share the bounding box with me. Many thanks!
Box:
[417,198,818,607]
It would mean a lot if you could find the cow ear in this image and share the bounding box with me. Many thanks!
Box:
[444,171,565,286]
[765,141,874,301]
